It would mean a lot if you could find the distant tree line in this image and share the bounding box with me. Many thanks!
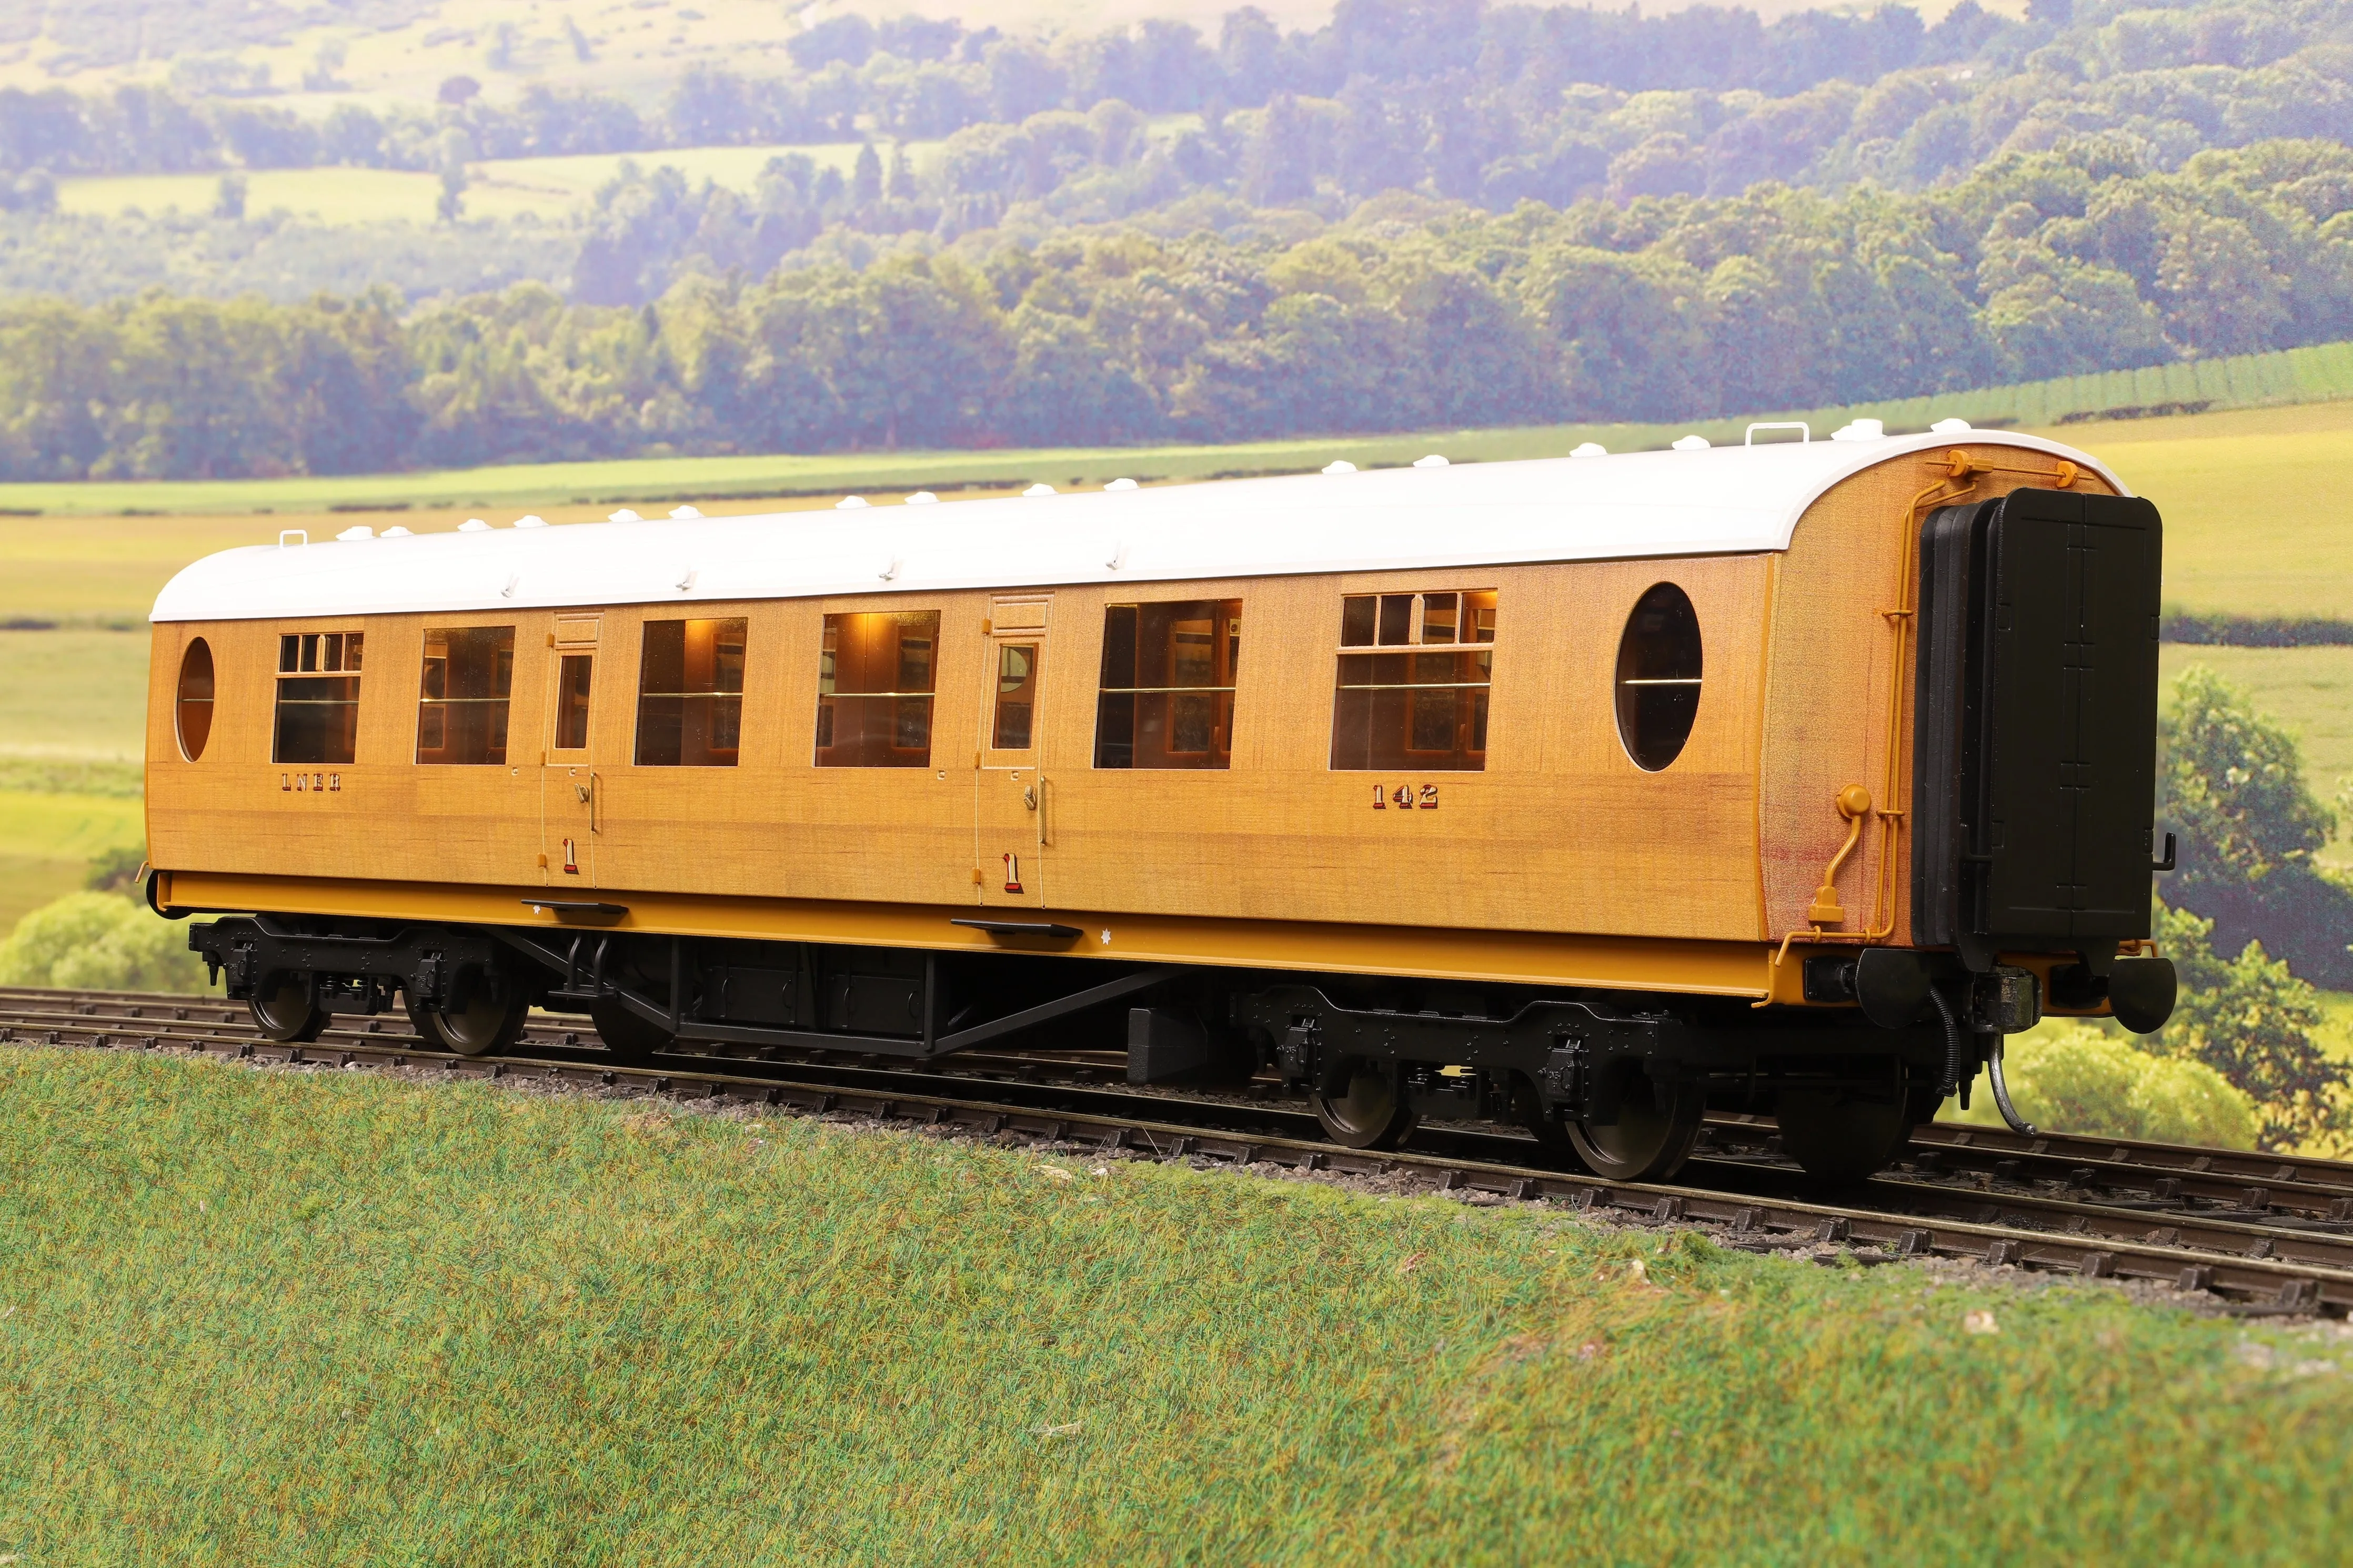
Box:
[2,0,2345,217]
[0,137,2345,479]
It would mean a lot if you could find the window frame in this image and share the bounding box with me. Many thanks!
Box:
[272,626,365,766]
[814,609,941,769]
[1093,598,1243,771]
[635,616,749,768]
[414,625,518,767]
[1329,589,1496,773]
[175,636,215,763]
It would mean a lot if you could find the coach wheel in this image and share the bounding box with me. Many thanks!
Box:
[407,984,529,1057]
[249,973,328,1044]
[1513,1075,1580,1159]
[1775,1090,1916,1182]
[588,999,675,1060]
[1565,1074,1703,1182]
[1310,1060,1418,1151]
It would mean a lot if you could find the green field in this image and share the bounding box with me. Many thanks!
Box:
[0,1044,2341,1561]
[60,141,910,227]
[2,394,2347,627]
[0,630,150,936]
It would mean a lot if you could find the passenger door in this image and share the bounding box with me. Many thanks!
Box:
[542,614,601,885]
[976,596,1051,908]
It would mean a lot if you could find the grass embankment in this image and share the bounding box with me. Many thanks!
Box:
[0,1046,2346,1561]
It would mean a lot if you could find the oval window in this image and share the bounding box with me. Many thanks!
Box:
[176,638,215,762]
[1614,584,1702,772]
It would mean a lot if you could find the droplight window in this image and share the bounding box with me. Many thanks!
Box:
[1330,590,1494,771]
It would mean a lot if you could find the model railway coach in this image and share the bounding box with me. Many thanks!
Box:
[145,425,2178,1181]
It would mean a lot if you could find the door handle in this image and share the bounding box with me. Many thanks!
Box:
[1022,785,1038,811]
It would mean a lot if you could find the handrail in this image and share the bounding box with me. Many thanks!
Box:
[1744,422,1811,446]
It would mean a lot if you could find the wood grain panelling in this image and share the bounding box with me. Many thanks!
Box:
[1758,451,2119,944]
[148,443,2117,969]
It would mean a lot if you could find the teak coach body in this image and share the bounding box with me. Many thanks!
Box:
[146,429,2178,1179]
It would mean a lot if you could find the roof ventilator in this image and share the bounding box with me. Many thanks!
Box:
[1104,477,1138,491]
[1570,442,1607,458]
[837,495,870,510]
[513,514,548,529]
[1831,418,1886,442]
[607,508,642,523]
[1023,483,1058,497]
[904,491,939,505]
[1671,434,1711,451]
[335,525,375,542]
[1321,460,1357,475]
[1930,417,1974,434]
[1413,454,1449,468]
[458,519,490,533]
[669,505,703,520]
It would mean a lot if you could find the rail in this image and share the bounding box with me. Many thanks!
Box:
[0,986,2340,1316]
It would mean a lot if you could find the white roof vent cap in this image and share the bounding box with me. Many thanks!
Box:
[1831,418,1886,442]
[1023,483,1058,497]
[1103,477,1139,491]
[837,495,871,510]
[1671,434,1711,451]
[458,519,491,533]
[904,491,939,505]
[1413,454,1449,468]
[380,525,413,538]
[513,514,547,529]
[1930,417,1974,434]
[1322,460,1358,475]
[1570,442,1608,458]
[335,525,375,542]
[607,508,642,523]
[669,504,704,520]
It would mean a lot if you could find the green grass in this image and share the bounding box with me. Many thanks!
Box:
[0,1045,2345,1562]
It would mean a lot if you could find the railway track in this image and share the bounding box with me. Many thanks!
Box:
[4,985,2347,1317]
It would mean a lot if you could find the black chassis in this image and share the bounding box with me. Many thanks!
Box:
[1227,981,1950,1127]
[188,913,1954,1126]
[192,916,507,1020]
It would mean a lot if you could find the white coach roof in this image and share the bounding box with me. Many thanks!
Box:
[150,430,2123,623]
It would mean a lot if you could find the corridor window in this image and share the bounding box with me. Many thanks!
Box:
[1094,599,1241,769]
[815,611,938,767]
[274,628,364,765]
[1330,590,1494,771]
[416,627,516,765]
[637,618,747,767]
